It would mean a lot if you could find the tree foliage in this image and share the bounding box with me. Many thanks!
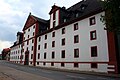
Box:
[101,0,120,32]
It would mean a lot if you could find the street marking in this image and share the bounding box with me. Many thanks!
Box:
[66,75,86,79]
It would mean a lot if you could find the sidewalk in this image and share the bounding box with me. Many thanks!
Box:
[8,61,120,78]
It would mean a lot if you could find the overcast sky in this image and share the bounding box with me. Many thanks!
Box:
[0,0,81,53]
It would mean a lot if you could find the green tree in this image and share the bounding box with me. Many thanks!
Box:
[101,0,120,32]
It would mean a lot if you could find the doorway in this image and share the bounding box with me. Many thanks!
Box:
[24,51,29,65]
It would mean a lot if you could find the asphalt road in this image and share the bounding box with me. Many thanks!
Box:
[0,60,120,80]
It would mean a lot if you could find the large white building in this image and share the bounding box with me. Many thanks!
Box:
[10,0,120,74]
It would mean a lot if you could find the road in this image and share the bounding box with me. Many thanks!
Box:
[0,60,119,80]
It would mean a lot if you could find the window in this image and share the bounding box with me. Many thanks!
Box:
[33,32,34,36]
[91,46,97,57]
[89,17,96,25]
[74,48,79,58]
[44,43,47,49]
[74,23,78,30]
[39,37,41,42]
[63,18,67,22]
[74,63,79,67]
[52,32,55,37]
[44,52,46,59]
[75,13,79,17]
[90,30,97,40]
[28,35,29,38]
[61,63,65,67]
[38,53,40,59]
[43,62,46,66]
[52,41,55,47]
[53,21,56,28]
[45,35,47,40]
[27,40,29,45]
[53,13,56,20]
[31,46,33,51]
[38,45,40,50]
[32,39,34,43]
[33,25,35,29]
[62,28,65,34]
[62,38,65,46]
[52,52,55,59]
[37,62,39,65]
[74,35,79,43]
[28,28,30,32]
[61,50,65,58]
[91,63,98,68]
[51,62,54,66]
[31,54,33,59]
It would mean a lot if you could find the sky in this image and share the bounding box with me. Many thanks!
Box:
[0,0,81,53]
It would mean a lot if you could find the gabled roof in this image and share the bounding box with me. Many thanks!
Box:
[23,13,48,31]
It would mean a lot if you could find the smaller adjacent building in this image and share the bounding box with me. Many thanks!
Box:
[2,48,10,60]
[0,54,2,60]
[10,32,23,63]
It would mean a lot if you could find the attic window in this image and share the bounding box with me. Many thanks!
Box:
[75,13,79,17]
[81,6,85,10]
[63,19,67,22]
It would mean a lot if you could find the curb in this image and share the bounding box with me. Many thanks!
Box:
[6,61,120,78]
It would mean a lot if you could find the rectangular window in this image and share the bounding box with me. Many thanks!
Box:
[91,63,98,68]
[62,28,65,34]
[52,52,55,59]
[32,39,34,43]
[43,62,46,66]
[74,48,79,58]
[61,50,65,58]
[33,25,35,29]
[33,32,34,36]
[74,63,79,68]
[51,62,54,66]
[45,35,47,40]
[89,17,96,25]
[90,30,97,40]
[53,13,56,20]
[74,23,78,30]
[38,53,40,59]
[52,32,55,37]
[27,40,29,45]
[53,21,56,28]
[37,62,39,65]
[31,46,33,51]
[74,35,79,43]
[44,53,46,59]
[52,41,55,47]
[28,35,29,38]
[62,38,65,46]
[61,63,65,67]
[91,46,97,57]
[44,43,47,49]
[28,28,30,32]
[39,37,41,42]
[38,45,40,50]
[31,54,33,59]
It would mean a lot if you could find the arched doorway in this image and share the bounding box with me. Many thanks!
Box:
[24,51,29,65]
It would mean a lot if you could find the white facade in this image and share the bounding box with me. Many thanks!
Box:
[10,44,22,63]
[22,24,36,65]
[36,12,109,73]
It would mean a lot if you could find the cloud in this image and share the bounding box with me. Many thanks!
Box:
[0,40,12,53]
[0,0,81,53]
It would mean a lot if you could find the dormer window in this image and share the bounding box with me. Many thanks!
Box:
[75,13,79,17]
[81,6,85,10]
[63,18,67,22]
[53,21,56,28]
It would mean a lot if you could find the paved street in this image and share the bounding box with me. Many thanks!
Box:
[0,60,120,80]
